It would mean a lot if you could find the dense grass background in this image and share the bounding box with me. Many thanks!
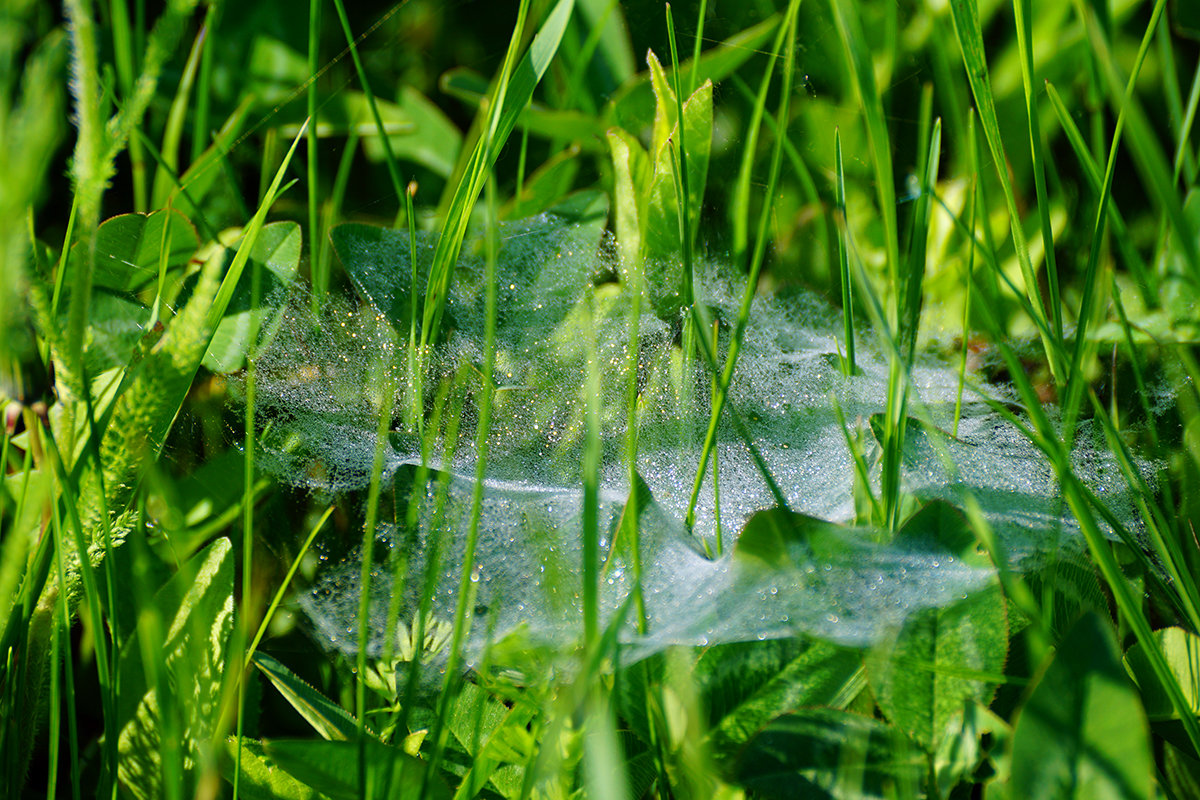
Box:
[4,0,1200,797]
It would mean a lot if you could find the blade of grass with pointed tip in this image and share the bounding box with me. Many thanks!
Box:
[830,0,899,321]
[150,21,204,209]
[253,653,366,741]
[729,16,791,268]
[307,0,324,306]
[665,3,694,307]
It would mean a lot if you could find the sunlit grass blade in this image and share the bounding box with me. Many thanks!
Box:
[425,174,502,800]
[306,0,324,306]
[834,128,855,376]
[1077,3,1197,282]
[729,17,791,269]
[1174,59,1200,183]
[1044,80,1152,293]
[421,0,572,348]
[39,422,118,798]
[902,117,940,359]
[830,0,900,320]
[1061,0,1169,442]
[947,0,1062,384]
[330,0,405,209]
[1011,0,1063,341]
[665,2,694,308]
[684,0,800,530]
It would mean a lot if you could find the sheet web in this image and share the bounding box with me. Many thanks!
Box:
[247,212,1150,663]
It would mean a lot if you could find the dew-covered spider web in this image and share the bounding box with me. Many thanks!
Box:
[245,209,1154,664]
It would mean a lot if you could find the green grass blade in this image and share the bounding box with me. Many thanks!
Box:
[330,0,405,208]
[306,0,323,306]
[1044,80,1152,292]
[1080,5,1198,282]
[1174,58,1200,184]
[254,652,365,741]
[947,0,1062,384]
[684,0,800,529]
[1061,0,1170,442]
[830,0,899,324]
[729,14,790,269]
[834,128,854,376]
[426,176,502,799]
[149,22,204,210]
[665,3,694,308]
[1012,0,1063,341]
[421,0,573,348]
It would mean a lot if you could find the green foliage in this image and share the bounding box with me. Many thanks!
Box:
[5,0,1200,797]
[732,707,925,798]
[116,537,234,799]
[1008,613,1155,800]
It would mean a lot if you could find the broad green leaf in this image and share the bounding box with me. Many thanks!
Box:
[116,537,235,800]
[447,681,536,799]
[732,707,925,799]
[203,221,301,372]
[279,86,458,177]
[330,221,431,331]
[262,738,449,800]
[1125,627,1200,721]
[866,585,1007,751]
[385,86,464,178]
[1010,612,1154,800]
[575,0,635,87]
[220,737,320,800]
[333,206,607,338]
[701,639,865,755]
[865,504,1007,751]
[64,208,199,295]
[933,702,1010,799]
[64,288,151,375]
[1162,741,1200,800]
[99,124,304,513]
[734,508,853,570]
[253,651,365,741]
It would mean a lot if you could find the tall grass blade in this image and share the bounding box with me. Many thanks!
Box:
[830,0,900,323]
[1012,0,1063,341]
[835,129,855,376]
[421,0,573,348]
[1061,0,1170,442]
[665,3,694,308]
[684,0,800,530]
[947,0,1062,383]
